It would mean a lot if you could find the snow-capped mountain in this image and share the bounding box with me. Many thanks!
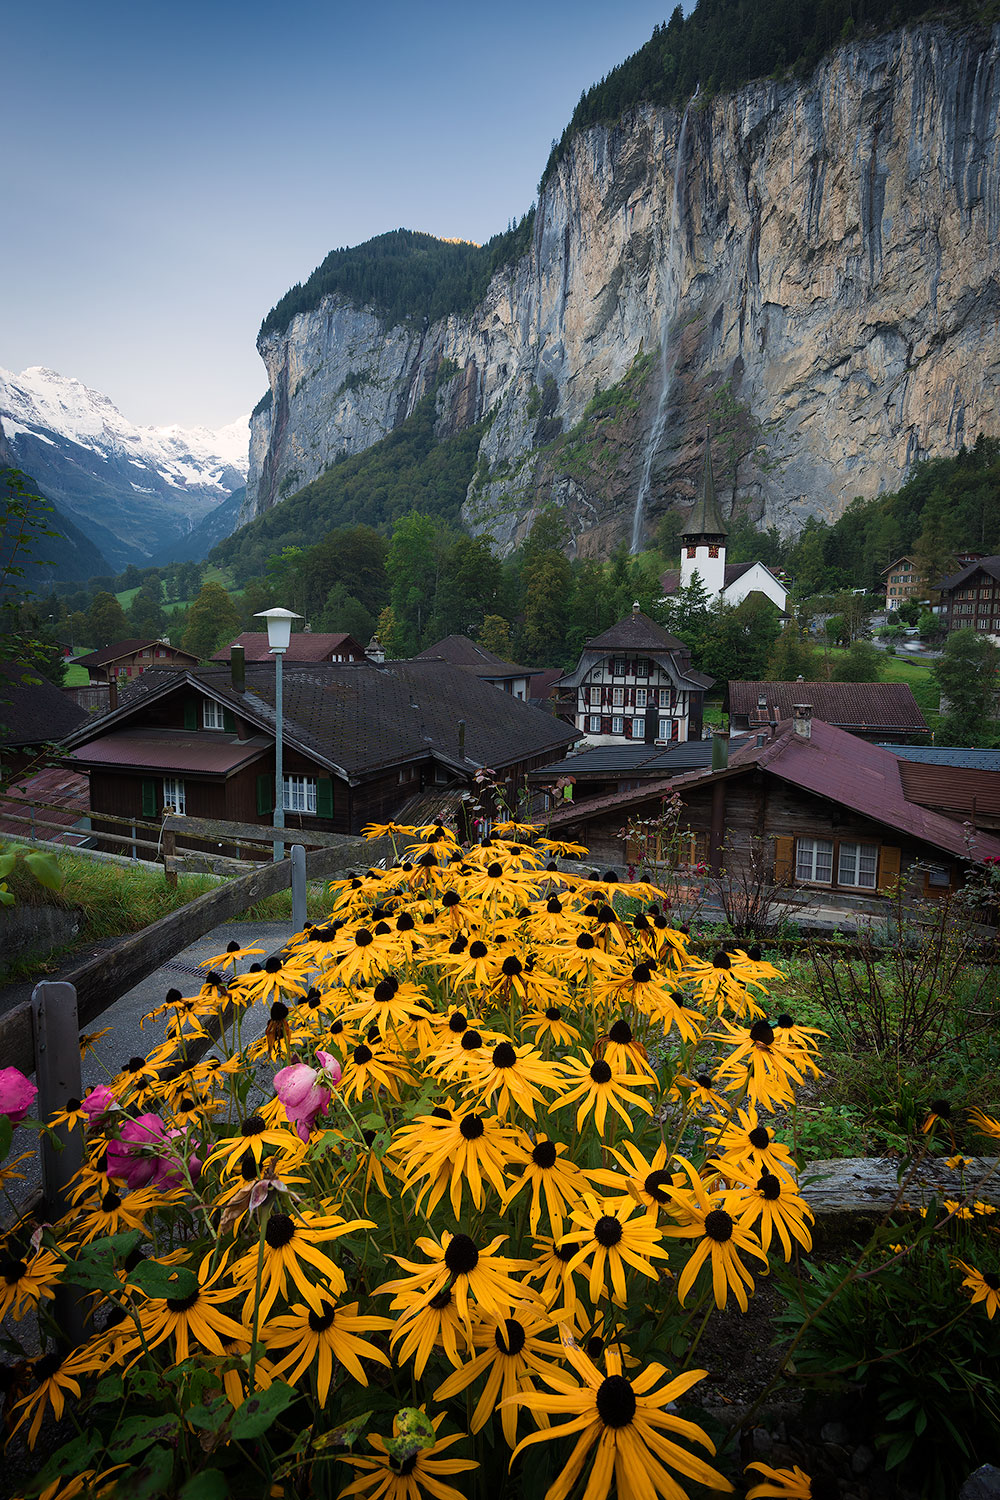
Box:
[0,365,250,568]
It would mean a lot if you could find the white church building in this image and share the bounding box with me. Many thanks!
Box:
[659,433,789,613]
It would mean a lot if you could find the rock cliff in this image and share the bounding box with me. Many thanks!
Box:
[245,21,1000,555]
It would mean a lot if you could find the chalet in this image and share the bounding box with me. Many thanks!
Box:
[535,708,1000,898]
[60,657,580,848]
[526,739,736,806]
[882,556,921,611]
[213,632,366,664]
[935,555,1000,641]
[72,639,200,685]
[558,604,713,748]
[412,636,533,699]
[658,433,789,613]
[727,681,928,743]
[0,662,88,778]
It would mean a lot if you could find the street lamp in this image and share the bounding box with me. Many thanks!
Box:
[254,607,302,860]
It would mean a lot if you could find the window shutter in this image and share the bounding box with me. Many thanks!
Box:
[316,777,334,819]
[223,708,236,733]
[773,836,794,885]
[184,699,197,731]
[141,779,159,818]
[256,775,274,816]
[877,845,901,892]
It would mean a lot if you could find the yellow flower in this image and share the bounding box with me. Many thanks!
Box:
[8,1347,90,1448]
[501,1134,590,1235]
[0,1244,63,1321]
[955,1260,1000,1319]
[377,1231,529,1326]
[389,1285,471,1378]
[123,1252,247,1364]
[736,1171,814,1259]
[745,1461,829,1498]
[552,1052,653,1137]
[562,1194,669,1306]
[662,1157,769,1311]
[434,1306,563,1448]
[400,1109,519,1218]
[337,1411,478,1500]
[264,1298,392,1400]
[463,1039,563,1121]
[230,1208,372,1322]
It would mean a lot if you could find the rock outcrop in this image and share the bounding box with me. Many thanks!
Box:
[245,22,1000,554]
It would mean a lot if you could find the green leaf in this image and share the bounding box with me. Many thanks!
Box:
[229,1382,297,1440]
[126,1259,198,1298]
[90,1374,125,1405]
[110,1414,182,1460]
[34,1432,102,1489]
[0,887,14,906]
[131,1445,175,1499]
[23,850,64,891]
[0,1114,12,1163]
[0,854,16,880]
[180,1470,230,1500]
[325,1410,373,1450]
[914,1408,927,1436]
[383,1407,435,1466]
[184,1396,232,1435]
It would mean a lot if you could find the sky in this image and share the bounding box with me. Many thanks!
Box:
[3,1,685,432]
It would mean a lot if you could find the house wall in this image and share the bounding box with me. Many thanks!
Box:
[575,655,689,745]
[724,564,788,611]
[941,568,1000,640]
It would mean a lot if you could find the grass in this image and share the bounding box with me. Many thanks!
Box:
[113,564,240,616]
[63,663,90,686]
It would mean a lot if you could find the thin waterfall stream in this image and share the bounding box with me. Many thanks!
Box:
[630,93,696,554]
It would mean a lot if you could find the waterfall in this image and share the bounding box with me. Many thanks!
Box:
[630,94,696,554]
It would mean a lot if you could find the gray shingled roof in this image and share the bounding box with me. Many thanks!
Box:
[882,745,1000,771]
[937,555,1000,591]
[0,662,88,747]
[680,431,728,539]
[413,635,533,677]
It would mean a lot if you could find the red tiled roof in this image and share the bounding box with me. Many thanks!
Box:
[896,761,1000,819]
[68,730,270,775]
[728,681,928,733]
[0,767,90,844]
[212,634,365,663]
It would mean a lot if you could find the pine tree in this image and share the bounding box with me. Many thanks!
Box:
[182,582,242,661]
[934,630,1000,747]
[86,591,130,649]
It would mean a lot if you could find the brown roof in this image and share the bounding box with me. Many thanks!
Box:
[212,633,366,663]
[0,767,90,845]
[728,681,928,734]
[937,555,1000,592]
[68,730,270,775]
[72,640,199,669]
[585,609,687,653]
[0,663,88,747]
[413,635,533,677]
[896,761,1000,819]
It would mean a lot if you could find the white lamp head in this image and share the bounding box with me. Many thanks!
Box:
[254,607,302,653]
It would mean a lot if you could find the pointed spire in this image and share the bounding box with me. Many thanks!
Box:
[681,427,728,540]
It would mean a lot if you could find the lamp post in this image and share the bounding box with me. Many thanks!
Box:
[254,608,302,860]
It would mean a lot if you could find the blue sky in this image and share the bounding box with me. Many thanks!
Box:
[3,1,685,430]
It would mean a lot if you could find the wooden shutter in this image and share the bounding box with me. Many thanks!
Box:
[316,778,334,819]
[183,699,197,731]
[773,836,794,885]
[223,708,236,733]
[256,775,274,816]
[877,845,901,892]
[141,779,159,818]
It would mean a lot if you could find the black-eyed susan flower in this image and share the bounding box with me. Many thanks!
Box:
[592,1018,659,1086]
[522,1005,582,1048]
[955,1261,1000,1319]
[336,1411,478,1500]
[7,1346,91,1448]
[0,1244,62,1321]
[339,1040,413,1104]
[44,1096,90,1134]
[663,1158,768,1311]
[708,1106,798,1185]
[712,1019,804,1112]
[561,1194,669,1306]
[922,1098,955,1136]
[202,939,265,971]
[501,1135,589,1235]
[590,1140,677,1217]
[125,1253,247,1363]
[403,1110,519,1218]
[231,1208,372,1322]
[377,1231,529,1326]
[206,1114,296,1176]
[968,1107,1000,1142]
[745,1462,837,1498]
[434,1306,563,1448]
[73,1183,164,1244]
[263,1298,392,1399]
[464,1040,562,1121]
[343,976,429,1039]
[552,1052,653,1137]
[507,1333,732,1500]
[737,1171,814,1259]
[390,1285,470,1378]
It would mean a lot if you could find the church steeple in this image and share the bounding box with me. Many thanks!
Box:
[680,427,728,544]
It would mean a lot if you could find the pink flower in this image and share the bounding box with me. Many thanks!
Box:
[0,1068,37,1127]
[274,1053,341,1143]
[106,1113,167,1189]
[80,1084,116,1123]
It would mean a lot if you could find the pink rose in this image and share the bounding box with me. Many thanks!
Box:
[106,1113,167,1189]
[274,1053,341,1142]
[80,1084,116,1123]
[0,1068,37,1127]
[156,1129,202,1189]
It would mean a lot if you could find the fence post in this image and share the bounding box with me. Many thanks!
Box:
[163,826,177,888]
[31,981,86,1346]
[291,844,307,934]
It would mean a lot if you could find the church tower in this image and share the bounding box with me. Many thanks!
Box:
[679,429,727,601]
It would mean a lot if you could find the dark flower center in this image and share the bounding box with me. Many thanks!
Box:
[713,951,731,970]
[469,941,488,958]
[704,1209,734,1242]
[748,1126,771,1149]
[487,862,503,878]
[241,1115,266,1136]
[576,933,596,950]
[983,1272,1000,1290]
[34,1352,63,1382]
[586,1335,604,1357]
[545,1007,562,1021]
[265,1214,295,1248]
[609,1020,633,1044]
[2,1258,26,1283]
[127,1057,146,1073]
[448,1012,468,1033]
[444,1233,479,1275]
[179,1097,194,1112]
[501,956,522,977]
[695,1074,714,1088]
[374,922,391,936]
[750,1021,775,1045]
[66,1097,82,1112]
[431,1106,451,1121]
[759,1172,782,1201]
[448,935,467,953]
[418,852,438,869]
[594,1215,623,1247]
[532,1140,558,1170]
[631,964,652,984]
[461,1030,483,1051]
[397,913,415,931]
[353,1045,373,1065]
[644,1170,672,1204]
[166,1287,201,1313]
[429,1287,452,1309]
[265,957,282,973]
[459,1115,485,1140]
[101,1190,122,1212]
[546,897,562,913]
[776,1013,794,1028]
[589,1060,613,1085]
[226,941,240,953]
[355,930,373,947]
[555,1239,582,1263]
[596,1374,636,1428]
[308,1301,337,1332]
[492,1042,517,1069]
[442,890,460,907]
[373,980,395,1003]
[930,1098,951,1118]
[270,1002,288,1021]
[495,1318,526,1356]
[240,1150,257,1180]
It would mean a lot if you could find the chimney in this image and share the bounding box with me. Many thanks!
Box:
[757,693,767,712]
[792,703,813,740]
[755,732,767,748]
[644,704,659,744]
[711,731,729,770]
[108,677,118,713]
[303,621,312,633]
[366,634,385,664]
[632,600,641,616]
[230,644,246,693]
[458,719,466,758]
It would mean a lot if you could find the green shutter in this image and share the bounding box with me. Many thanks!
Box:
[184,699,197,731]
[256,774,274,816]
[141,779,159,818]
[316,777,334,819]
[223,708,236,733]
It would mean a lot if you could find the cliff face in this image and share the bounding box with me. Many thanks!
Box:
[245,22,1000,553]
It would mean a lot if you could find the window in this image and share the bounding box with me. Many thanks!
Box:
[926,865,950,889]
[611,716,623,734]
[795,837,833,884]
[162,777,186,815]
[588,716,601,733]
[635,688,647,708]
[659,719,670,738]
[612,686,624,707]
[660,688,672,708]
[283,775,317,813]
[629,718,641,737]
[837,841,878,889]
[612,658,626,677]
[635,659,649,677]
[203,699,225,730]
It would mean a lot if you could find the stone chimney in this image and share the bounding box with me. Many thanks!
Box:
[230,644,246,693]
[366,634,385,664]
[792,703,813,740]
[632,600,641,616]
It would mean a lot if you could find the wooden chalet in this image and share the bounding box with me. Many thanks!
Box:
[60,658,581,853]
[212,632,366,664]
[935,554,1000,641]
[72,639,200,685]
[536,708,1000,900]
[727,681,928,743]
